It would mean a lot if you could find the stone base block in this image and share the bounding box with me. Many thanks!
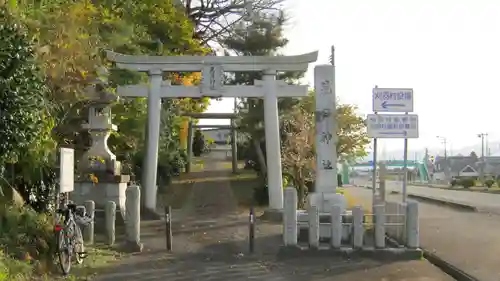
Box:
[278,245,423,261]
[260,208,283,222]
[121,241,144,253]
[141,206,163,221]
[296,210,353,242]
[72,181,128,221]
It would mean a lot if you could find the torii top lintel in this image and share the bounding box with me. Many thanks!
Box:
[106,50,319,72]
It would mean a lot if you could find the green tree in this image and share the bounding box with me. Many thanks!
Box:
[0,5,53,206]
[228,14,302,178]
[192,129,206,157]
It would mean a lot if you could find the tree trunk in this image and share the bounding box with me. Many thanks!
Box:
[296,167,306,209]
[252,137,267,177]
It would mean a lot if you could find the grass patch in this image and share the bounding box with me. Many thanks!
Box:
[230,176,262,207]
[160,180,194,209]
[51,247,125,281]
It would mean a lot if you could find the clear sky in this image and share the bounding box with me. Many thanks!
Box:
[200,0,499,153]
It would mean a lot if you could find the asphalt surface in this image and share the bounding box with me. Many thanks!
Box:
[348,186,500,281]
[352,178,500,212]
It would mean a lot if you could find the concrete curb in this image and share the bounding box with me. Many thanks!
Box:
[388,191,478,212]
[278,245,422,261]
[385,236,480,281]
[423,251,480,281]
[353,185,478,212]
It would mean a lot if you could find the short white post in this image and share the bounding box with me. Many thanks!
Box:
[105,201,116,246]
[263,71,284,210]
[406,201,419,248]
[330,204,342,248]
[283,187,298,246]
[352,206,364,249]
[83,200,95,245]
[374,204,386,248]
[125,185,143,252]
[308,205,319,249]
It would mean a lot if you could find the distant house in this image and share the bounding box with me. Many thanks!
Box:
[433,155,479,181]
[433,155,500,181]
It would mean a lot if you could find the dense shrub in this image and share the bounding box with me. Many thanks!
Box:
[192,130,205,157]
[485,179,495,188]
[253,183,269,206]
[450,178,458,187]
[0,205,55,262]
[460,178,475,189]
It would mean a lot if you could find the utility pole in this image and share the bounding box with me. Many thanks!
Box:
[437,136,449,182]
[478,133,488,184]
[436,136,447,160]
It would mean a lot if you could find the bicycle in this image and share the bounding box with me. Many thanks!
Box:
[54,199,92,275]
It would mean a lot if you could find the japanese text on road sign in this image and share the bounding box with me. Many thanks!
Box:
[372,88,413,112]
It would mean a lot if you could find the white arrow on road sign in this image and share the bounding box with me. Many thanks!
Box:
[366,113,419,139]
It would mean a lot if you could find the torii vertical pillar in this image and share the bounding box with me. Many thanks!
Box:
[143,70,163,213]
[263,70,284,210]
[231,120,238,174]
[186,121,194,173]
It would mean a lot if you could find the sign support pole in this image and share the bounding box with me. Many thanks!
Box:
[371,137,378,209]
[371,85,379,210]
[402,112,409,203]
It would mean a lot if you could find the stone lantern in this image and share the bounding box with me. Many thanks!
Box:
[72,78,129,222]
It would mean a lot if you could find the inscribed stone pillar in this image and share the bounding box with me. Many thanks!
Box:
[314,65,337,196]
[263,70,284,210]
[143,70,163,212]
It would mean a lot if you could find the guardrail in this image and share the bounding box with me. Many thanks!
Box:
[282,187,419,250]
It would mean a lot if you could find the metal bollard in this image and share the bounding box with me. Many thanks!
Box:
[165,206,173,251]
[249,206,255,253]
[83,200,95,245]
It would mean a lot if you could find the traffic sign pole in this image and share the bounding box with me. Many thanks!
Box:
[371,86,378,211]
[368,87,417,206]
[402,112,409,203]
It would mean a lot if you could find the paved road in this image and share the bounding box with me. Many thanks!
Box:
[352,178,500,212]
[348,186,500,281]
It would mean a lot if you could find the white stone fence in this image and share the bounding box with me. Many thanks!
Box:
[283,187,419,249]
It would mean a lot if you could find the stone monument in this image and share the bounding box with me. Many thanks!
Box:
[72,74,130,221]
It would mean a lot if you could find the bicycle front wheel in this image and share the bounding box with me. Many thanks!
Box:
[73,223,84,264]
[56,229,72,275]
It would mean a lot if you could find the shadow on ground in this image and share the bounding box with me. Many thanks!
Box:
[93,233,401,281]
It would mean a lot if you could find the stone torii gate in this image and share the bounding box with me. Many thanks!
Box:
[182,112,239,174]
[106,50,318,213]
